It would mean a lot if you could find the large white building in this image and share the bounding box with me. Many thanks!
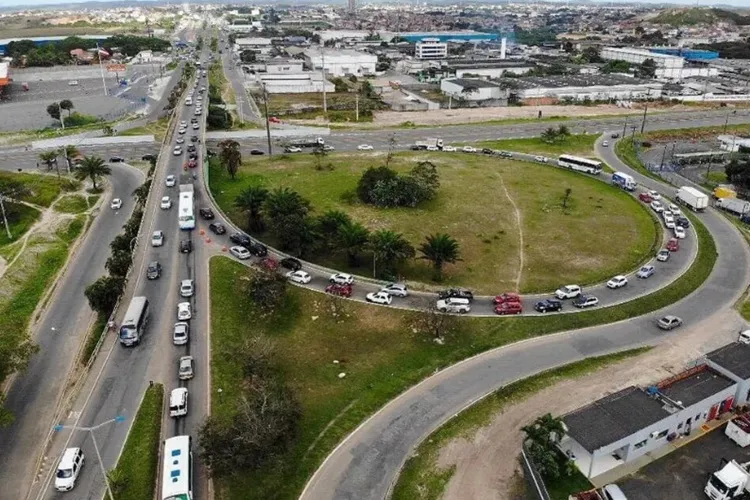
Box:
[502,74,663,102]
[440,78,507,101]
[257,72,334,94]
[600,46,716,80]
[415,38,447,60]
[303,48,377,77]
[234,38,273,57]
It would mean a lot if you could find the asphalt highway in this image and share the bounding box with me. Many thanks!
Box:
[298,134,750,500]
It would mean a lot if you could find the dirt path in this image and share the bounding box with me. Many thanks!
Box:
[498,176,524,291]
[434,309,747,500]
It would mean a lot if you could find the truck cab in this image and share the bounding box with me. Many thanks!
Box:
[705,459,750,500]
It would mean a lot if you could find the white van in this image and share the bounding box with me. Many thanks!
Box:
[602,484,628,500]
[54,447,85,492]
[185,98,192,106]
[169,387,188,417]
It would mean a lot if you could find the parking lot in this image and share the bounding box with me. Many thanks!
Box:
[619,422,750,500]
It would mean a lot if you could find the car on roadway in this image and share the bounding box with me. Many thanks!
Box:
[177,303,192,321]
[178,128,186,135]
[191,135,199,143]
[648,190,661,200]
[426,145,439,151]
[180,120,187,127]
[462,146,477,153]
[380,283,408,297]
[366,291,393,305]
[676,216,690,228]
[109,156,125,163]
[229,245,251,260]
[193,123,199,130]
[229,232,251,246]
[602,141,609,147]
[669,203,680,214]
[657,315,683,330]
[147,261,162,280]
[188,152,198,160]
[657,249,671,262]
[151,230,164,247]
[208,222,226,235]
[176,137,185,144]
[269,116,281,123]
[357,144,374,151]
[110,198,122,210]
[499,151,513,158]
[285,146,302,153]
[180,279,194,298]
[187,145,196,153]
[573,295,599,309]
[68,80,79,86]
[666,239,679,253]
[674,225,686,239]
[329,272,354,285]
[637,265,655,279]
[194,109,202,116]
[286,270,312,284]
[650,200,664,213]
[180,239,192,253]
[436,297,471,314]
[495,301,523,315]
[173,322,189,344]
[54,447,84,492]
[639,192,653,203]
[438,288,474,302]
[166,175,177,187]
[662,210,672,219]
[555,285,581,299]
[534,156,548,163]
[326,283,353,297]
[442,145,457,152]
[534,299,562,313]
[247,241,268,257]
[493,292,521,305]
[606,275,628,289]
[250,149,265,155]
[160,196,172,209]
[179,356,194,380]
[173,146,182,156]
[664,215,675,229]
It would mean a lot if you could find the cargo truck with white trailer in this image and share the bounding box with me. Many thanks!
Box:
[676,186,709,212]
[413,138,444,150]
[611,172,637,191]
[290,137,325,148]
[726,414,750,448]
[705,459,750,499]
[716,197,750,216]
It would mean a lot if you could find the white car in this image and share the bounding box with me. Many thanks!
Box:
[180,120,187,127]
[602,141,609,147]
[110,198,122,210]
[160,196,172,209]
[176,137,185,144]
[648,190,661,201]
[442,145,456,152]
[173,147,182,156]
[380,282,408,297]
[285,146,302,153]
[436,297,471,314]
[357,144,374,151]
[173,322,189,345]
[151,230,164,247]
[606,275,628,289]
[662,210,672,219]
[555,285,582,299]
[195,109,202,116]
[166,175,177,187]
[535,156,548,163]
[177,302,192,320]
[229,245,251,260]
[329,273,354,285]
[180,279,194,298]
[178,128,186,135]
[668,203,680,214]
[68,80,79,86]
[664,215,675,229]
[426,145,439,151]
[462,146,477,153]
[674,225,686,239]
[193,123,199,129]
[366,291,392,305]
[650,200,664,213]
[286,270,312,284]
[54,447,84,492]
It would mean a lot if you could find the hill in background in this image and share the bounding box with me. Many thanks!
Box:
[652,7,750,27]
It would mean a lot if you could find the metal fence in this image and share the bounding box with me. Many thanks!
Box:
[520,444,552,500]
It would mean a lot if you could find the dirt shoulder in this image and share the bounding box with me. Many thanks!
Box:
[433,309,746,500]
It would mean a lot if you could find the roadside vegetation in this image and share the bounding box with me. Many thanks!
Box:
[477,131,599,158]
[392,348,649,500]
[119,116,171,142]
[209,150,656,293]
[107,383,164,500]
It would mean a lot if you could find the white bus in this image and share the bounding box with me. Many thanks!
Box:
[161,436,193,500]
[557,154,603,175]
[119,296,149,346]
[178,184,195,230]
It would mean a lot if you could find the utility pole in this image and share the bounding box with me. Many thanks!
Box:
[320,46,327,114]
[660,144,668,169]
[0,193,12,240]
[640,95,649,134]
[622,118,627,139]
[706,154,713,181]
[355,93,359,122]
[262,83,273,156]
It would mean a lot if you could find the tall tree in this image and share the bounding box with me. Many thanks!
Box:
[46,102,64,129]
[38,151,58,172]
[59,99,74,118]
[234,186,269,233]
[316,209,351,249]
[263,187,314,255]
[84,275,125,315]
[370,229,415,279]
[132,180,151,207]
[521,413,569,479]
[337,221,370,266]
[418,233,461,280]
[61,144,80,174]
[218,139,242,180]
[74,156,111,191]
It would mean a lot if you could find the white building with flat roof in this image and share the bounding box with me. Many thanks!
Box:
[303,48,377,77]
[416,38,447,60]
[600,46,713,80]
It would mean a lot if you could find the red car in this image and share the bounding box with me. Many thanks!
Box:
[187,159,197,168]
[269,116,281,123]
[494,302,523,315]
[493,292,521,305]
[639,192,653,203]
[666,238,680,252]
[326,283,353,297]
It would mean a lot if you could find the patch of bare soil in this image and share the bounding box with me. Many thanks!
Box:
[434,309,746,500]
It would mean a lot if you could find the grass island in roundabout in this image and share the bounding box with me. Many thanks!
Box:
[209,151,658,294]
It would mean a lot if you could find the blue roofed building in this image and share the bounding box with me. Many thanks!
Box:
[397,31,507,44]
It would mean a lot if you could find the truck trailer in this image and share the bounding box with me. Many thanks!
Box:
[611,172,637,191]
[705,459,750,499]
[413,138,444,150]
[716,197,750,216]
[676,186,709,212]
[290,137,325,148]
[727,414,750,447]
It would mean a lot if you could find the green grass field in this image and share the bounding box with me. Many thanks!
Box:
[0,203,40,248]
[476,133,599,158]
[54,194,88,214]
[210,151,657,293]
[0,171,79,207]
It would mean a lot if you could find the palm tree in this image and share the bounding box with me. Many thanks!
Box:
[59,99,74,118]
[74,156,111,191]
[521,413,568,479]
[418,233,461,281]
[263,187,310,220]
[61,144,80,174]
[337,221,370,266]
[218,139,242,180]
[540,127,558,144]
[39,151,58,172]
[370,229,415,278]
[234,185,269,232]
[317,209,351,248]
[132,180,151,206]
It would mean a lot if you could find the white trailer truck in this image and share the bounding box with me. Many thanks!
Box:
[413,138,443,150]
[705,459,750,499]
[676,186,709,212]
[717,197,750,216]
[611,172,637,191]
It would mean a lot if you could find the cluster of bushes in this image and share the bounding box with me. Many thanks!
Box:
[165,64,195,111]
[356,162,440,208]
[207,63,233,130]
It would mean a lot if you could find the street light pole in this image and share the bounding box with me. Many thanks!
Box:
[262,83,273,156]
[0,194,12,240]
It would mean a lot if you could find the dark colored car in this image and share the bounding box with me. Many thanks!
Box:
[199,208,214,220]
[187,145,196,153]
[676,216,690,228]
[248,241,268,257]
[141,154,157,161]
[534,299,562,313]
[438,288,474,302]
[280,257,302,271]
[146,260,161,279]
[611,133,620,138]
[250,149,265,155]
[206,149,216,157]
[190,135,199,143]
[191,118,198,124]
[180,239,193,253]
[229,232,251,247]
[209,222,226,235]
[188,152,198,160]
[109,156,125,163]
[481,148,494,155]
[410,145,422,151]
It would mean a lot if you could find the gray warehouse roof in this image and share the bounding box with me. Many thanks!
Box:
[563,387,668,454]
[501,74,658,89]
[707,342,750,380]
[659,367,735,408]
[444,78,500,89]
